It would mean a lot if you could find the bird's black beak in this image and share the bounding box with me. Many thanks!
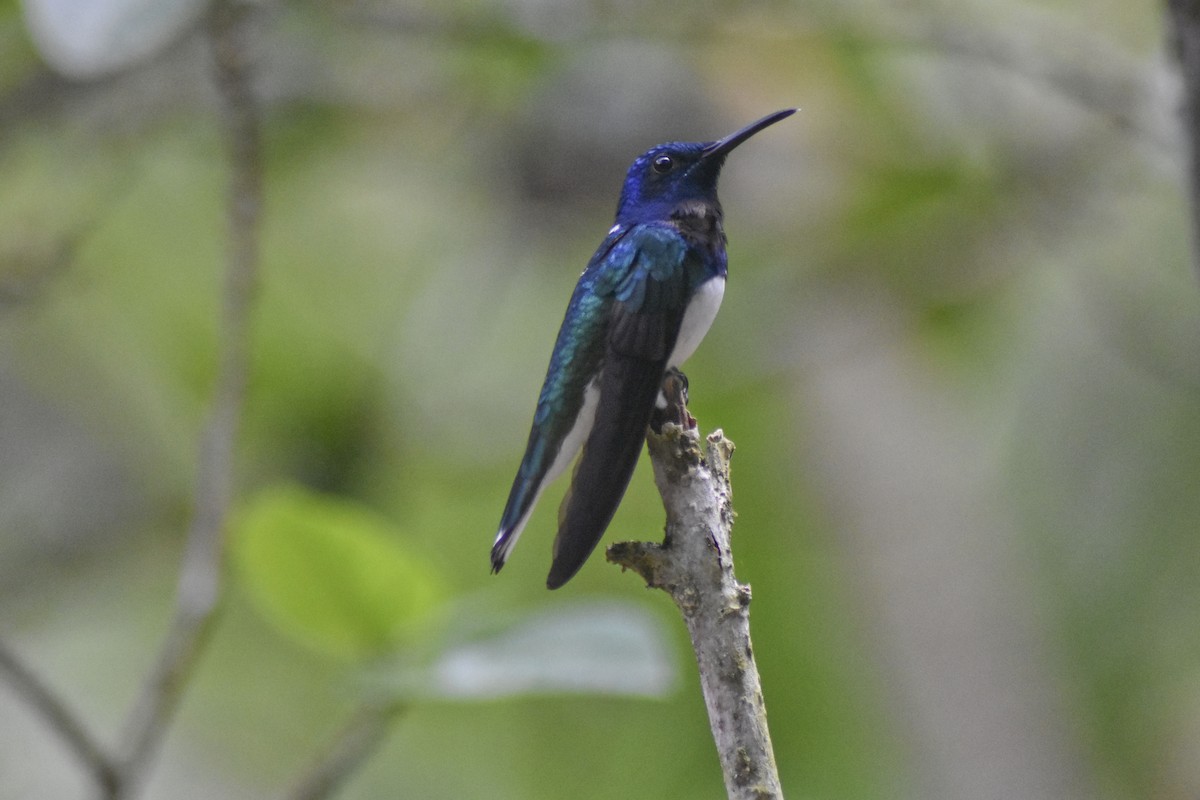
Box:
[701,108,796,161]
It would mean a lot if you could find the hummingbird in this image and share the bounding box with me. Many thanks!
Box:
[491,108,795,589]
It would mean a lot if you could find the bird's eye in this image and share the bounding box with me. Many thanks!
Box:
[652,155,674,173]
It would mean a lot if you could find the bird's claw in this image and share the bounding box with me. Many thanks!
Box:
[650,367,694,433]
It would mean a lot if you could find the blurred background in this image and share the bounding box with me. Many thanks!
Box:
[1,0,1197,798]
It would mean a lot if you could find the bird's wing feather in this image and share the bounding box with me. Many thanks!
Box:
[491,226,635,571]
[546,224,691,588]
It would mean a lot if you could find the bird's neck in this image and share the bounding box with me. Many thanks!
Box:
[670,199,726,249]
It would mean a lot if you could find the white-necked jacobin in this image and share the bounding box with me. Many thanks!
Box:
[491,108,795,589]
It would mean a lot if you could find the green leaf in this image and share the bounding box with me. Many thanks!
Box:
[374,600,679,700]
[233,485,443,659]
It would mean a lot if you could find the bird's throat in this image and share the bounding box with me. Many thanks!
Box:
[671,199,725,244]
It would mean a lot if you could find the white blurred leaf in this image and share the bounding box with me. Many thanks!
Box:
[383,601,679,700]
[22,0,207,79]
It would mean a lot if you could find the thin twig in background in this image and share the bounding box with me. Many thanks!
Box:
[858,10,1177,155]
[1168,0,1200,280]
[0,640,119,794]
[608,375,783,800]
[286,701,409,800]
[112,0,263,795]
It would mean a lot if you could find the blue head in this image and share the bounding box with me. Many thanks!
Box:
[614,108,795,227]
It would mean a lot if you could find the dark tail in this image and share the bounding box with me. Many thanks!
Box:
[546,352,662,588]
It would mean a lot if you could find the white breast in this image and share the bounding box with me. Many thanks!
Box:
[668,277,725,368]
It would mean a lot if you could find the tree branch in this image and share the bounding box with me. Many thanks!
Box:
[0,640,120,794]
[285,701,408,800]
[607,374,782,800]
[112,1,263,795]
[1168,0,1200,280]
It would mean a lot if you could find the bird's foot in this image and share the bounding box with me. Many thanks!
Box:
[650,367,694,433]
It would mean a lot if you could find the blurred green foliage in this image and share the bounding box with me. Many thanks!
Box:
[1,1,1197,799]
[233,484,443,658]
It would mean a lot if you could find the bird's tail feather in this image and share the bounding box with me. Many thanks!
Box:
[546,353,663,588]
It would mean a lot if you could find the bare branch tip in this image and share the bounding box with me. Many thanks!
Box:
[605,540,666,586]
